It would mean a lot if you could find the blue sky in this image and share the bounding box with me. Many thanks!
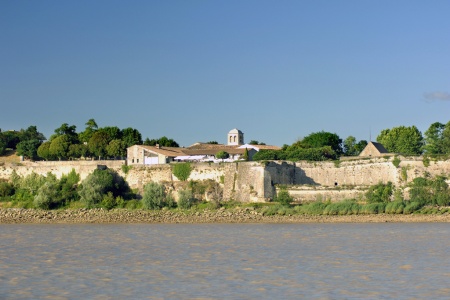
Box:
[1,0,449,147]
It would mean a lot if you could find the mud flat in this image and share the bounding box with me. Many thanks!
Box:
[1,208,450,224]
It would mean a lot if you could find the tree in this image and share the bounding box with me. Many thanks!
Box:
[98,126,122,143]
[78,119,98,143]
[343,136,367,156]
[20,126,46,143]
[172,163,192,181]
[0,137,6,155]
[377,126,423,155]
[37,142,52,160]
[88,131,110,159]
[216,151,229,161]
[302,131,343,155]
[49,135,71,160]
[206,141,218,144]
[106,139,126,158]
[52,123,78,144]
[442,121,450,154]
[121,127,143,148]
[144,136,179,147]
[16,139,42,160]
[249,140,266,145]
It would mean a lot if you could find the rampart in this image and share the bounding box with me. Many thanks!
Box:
[1,156,450,202]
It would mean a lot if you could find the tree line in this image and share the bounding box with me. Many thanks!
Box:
[2,120,450,161]
[0,119,178,161]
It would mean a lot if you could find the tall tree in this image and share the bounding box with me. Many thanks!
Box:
[106,139,126,158]
[51,123,78,144]
[79,119,98,143]
[16,139,42,160]
[423,122,446,154]
[377,126,423,155]
[37,141,53,160]
[121,127,142,148]
[343,136,367,156]
[49,135,71,160]
[89,131,110,159]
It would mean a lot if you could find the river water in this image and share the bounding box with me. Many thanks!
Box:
[1,223,450,299]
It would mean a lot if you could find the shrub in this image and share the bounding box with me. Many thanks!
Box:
[323,201,360,215]
[275,188,293,206]
[298,201,328,215]
[177,189,194,209]
[0,181,14,198]
[34,181,59,209]
[125,199,142,209]
[392,156,401,168]
[172,163,192,181]
[142,182,174,209]
[365,182,393,203]
[101,192,116,210]
[121,164,132,174]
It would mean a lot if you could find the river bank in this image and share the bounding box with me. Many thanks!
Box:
[1,208,450,224]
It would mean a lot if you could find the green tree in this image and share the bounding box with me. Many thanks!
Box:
[88,131,110,159]
[106,139,126,158]
[365,182,393,203]
[442,121,450,154]
[206,141,218,144]
[0,138,6,155]
[78,118,98,143]
[37,141,52,160]
[121,127,143,148]
[98,126,122,143]
[16,139,42,160]
[343,136,368,156]
[144,136,179,147]
[51,123,78,144]
[302,131,343,155]
[275,188,293,206]
[49,135,71,160]
[77,169,115,207]
[377,126,423,155]
[423,122,445,154]
[216,151,229,161]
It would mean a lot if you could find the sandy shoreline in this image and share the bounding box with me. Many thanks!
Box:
[1,208,450,224]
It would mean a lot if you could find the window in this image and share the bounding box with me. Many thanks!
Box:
[132,159,134,163]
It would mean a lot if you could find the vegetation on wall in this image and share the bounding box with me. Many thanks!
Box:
[172,162,192,181]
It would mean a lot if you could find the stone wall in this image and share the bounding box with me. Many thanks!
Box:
[2,157,450,203]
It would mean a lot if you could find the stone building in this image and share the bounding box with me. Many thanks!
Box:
[359,141,391,157]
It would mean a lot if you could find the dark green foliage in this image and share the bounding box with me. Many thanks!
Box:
[392,156,401,168]
[144,136,179,147]
[302,131,343,155]
[172,163,192,181]
[0,137,6,155]
[408,176,450,206]
[296,201,328,215]
[365,182,393,203]
[206,141,218,144]
[275,188,293,206]
[37,141,53,160]
[16,139,42,160]
[216,151,229,160]
[0,180,14,198]
[285,146,338,161]
[142,182,174,209]
[49,135,71,160]
[121,127,143,148]
[252,149,283,161]
[88,131,110,159]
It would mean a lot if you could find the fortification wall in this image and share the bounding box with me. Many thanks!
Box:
[0,160,125,181]
[2,157,450,203]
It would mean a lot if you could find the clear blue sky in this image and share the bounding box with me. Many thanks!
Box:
[1,0,449,147]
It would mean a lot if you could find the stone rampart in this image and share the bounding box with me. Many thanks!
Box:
[2,157,450,202]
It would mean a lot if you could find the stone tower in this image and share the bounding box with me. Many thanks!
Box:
[227,128,244,145]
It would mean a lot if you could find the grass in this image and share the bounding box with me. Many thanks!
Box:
[0,149,20,164]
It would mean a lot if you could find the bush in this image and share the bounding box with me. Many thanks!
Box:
[142,182,174,209]
[392,156,401,168]
[172,163,192,181]
[275,188,293,206]
[177,189,194,209]
[34,181,59,209]
[365,182,393,203]
[323,201,360,215]
[101,192,116,210]
[0,181,14,198]
[125,199,142,209]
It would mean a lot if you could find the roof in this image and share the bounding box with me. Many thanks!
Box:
[134,145,186,157]
[238,144,282,151]
[370,142,388,153]
[228,128,243,134]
